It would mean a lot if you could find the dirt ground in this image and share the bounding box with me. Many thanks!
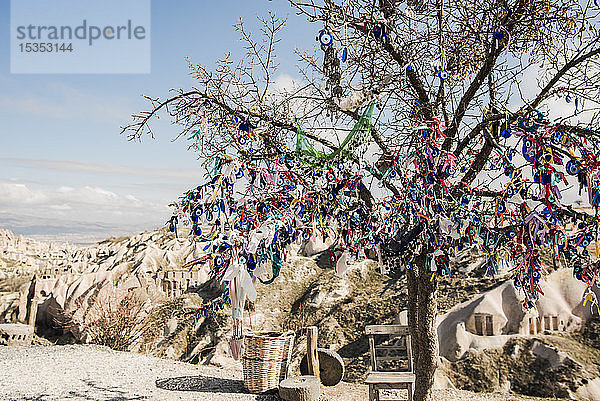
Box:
[0,344,560,401]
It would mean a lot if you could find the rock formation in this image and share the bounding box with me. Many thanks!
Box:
[437,268,600,362]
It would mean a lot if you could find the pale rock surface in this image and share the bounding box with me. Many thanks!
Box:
[531,340,572,369]
[437,268,600,362]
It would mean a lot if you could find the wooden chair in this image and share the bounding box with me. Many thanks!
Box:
[364,324,415,401]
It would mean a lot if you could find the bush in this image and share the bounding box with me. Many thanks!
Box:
[66,288,153,351]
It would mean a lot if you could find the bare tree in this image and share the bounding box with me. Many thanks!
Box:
[122,2,600,400]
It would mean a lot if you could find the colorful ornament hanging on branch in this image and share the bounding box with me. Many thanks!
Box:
[172,91,600,326]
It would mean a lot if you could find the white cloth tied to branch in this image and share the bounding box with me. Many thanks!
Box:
[221,261,257,321]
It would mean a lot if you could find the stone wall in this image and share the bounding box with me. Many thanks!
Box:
[158,269,206,298]
[0,323,33,345]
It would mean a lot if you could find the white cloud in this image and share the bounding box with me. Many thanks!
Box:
[272,74,301,94]
[0,182,48,204]
[49,204,72,211]
[0,157,203,180]
[0,180,170,228]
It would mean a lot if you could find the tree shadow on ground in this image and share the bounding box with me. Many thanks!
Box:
[18,379,148,401]
[67,379,148,400]
[155,375,279,400]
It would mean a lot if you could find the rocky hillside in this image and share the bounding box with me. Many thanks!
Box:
[0,229,77,322]
[1,228,598,400]
[444,333,600,400]
[0,227,505,361]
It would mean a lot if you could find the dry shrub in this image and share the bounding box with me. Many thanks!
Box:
[64,287,154,351]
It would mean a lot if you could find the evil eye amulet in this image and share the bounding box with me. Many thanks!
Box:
[284,155,295,168]
[540,172,551,185]
[318,29,333,46]
[438,69,449,80]
[373,25,383,39]
[566,160,579,175]
[551,131,563,145]
[193,225,202,236]
[519,109,543,132]
[257,203,268,214]
[239,122,250,132]
[522,142,535,163]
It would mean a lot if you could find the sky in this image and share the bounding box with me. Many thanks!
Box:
[0,0,314,242]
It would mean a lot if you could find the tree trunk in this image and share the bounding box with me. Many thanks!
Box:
[407,254,439,401]
[279,376,321,401]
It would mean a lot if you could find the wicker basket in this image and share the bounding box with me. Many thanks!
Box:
[242,331,295,393]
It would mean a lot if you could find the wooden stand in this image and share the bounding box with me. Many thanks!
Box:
[306,326,320,379]
[279,375,320,401]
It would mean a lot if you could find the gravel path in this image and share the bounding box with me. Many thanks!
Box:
[0,345,278,401]
[0,345,555,401]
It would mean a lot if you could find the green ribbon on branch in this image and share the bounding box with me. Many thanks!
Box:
[295,102,375,168]
[296,123,325,168]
